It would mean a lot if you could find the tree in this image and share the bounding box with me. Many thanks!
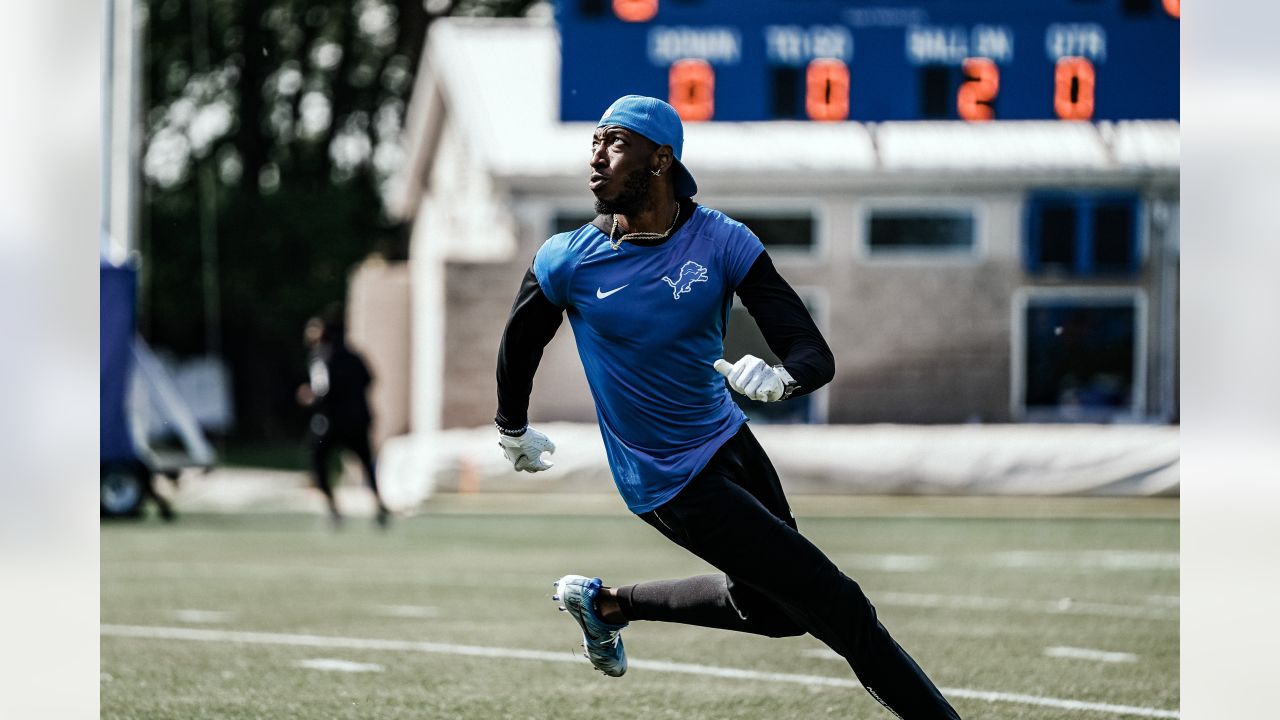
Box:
[139,0,539,443]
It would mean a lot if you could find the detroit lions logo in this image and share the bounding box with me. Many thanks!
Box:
[661,260,709,300]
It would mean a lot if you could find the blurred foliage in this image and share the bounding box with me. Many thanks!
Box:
[139,0,538,442]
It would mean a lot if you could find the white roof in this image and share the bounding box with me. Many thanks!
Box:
[1108,121,1182,169]
[392,18,1178,216]
[877,121,1111,171]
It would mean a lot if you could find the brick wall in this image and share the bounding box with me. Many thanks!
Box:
[347,260,412,447]
[440,259,595,429]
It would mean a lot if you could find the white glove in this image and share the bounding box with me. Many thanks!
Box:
[714,355,792,402]
[497,426,556,473]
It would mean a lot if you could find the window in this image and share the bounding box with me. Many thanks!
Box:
[733,213,815,252]
[723,292,824,424]
[866,208,976,255]
[1036,201,1077,271]
[1016,291,1145,422]
[1025,192,1141,276]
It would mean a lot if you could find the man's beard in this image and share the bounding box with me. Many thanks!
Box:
[593,166,652,216]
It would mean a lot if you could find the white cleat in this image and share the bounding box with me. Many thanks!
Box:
[552,574,628,677]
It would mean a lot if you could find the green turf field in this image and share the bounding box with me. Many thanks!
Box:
[101,495,1178,720]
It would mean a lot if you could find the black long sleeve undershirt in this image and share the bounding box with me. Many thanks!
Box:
[494,249,836,431]
[733,252,836,397]
[494,268,564,431]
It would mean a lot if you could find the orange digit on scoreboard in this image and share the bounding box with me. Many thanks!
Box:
[613,0,658,23]
[957,57,999,122]
[1054,56,1095,121]
[805,59,849,122]
[669,59,714,122]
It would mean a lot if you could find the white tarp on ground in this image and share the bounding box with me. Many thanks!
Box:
[378,423,1179,509]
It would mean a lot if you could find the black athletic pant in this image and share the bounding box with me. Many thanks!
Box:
[309,423,381,511]
[616,425,961,720]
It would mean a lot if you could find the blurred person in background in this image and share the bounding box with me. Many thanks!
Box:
[296,308,389,527]
[494,96,960,719]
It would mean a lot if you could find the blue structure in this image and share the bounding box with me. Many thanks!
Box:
[100,259,217,517]
[558,0,1179,122]
[101,261,138,465]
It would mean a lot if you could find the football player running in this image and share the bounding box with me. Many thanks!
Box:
[494,96,961,719]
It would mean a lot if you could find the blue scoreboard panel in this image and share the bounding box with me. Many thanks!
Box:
[557,0,1179,123]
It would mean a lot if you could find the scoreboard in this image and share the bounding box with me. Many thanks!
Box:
[557,0,1179,123]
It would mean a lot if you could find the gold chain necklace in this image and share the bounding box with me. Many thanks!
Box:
[609,203,681,251]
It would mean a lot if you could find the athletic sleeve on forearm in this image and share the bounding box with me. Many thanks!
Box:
[733,252,835,397]
[495,266,565,430]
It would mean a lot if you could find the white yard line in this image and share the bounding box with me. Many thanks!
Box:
[876,591,1178,620]
[172,609,234,624]
[830,551,1179,573]
[296,658,385,673]
[1045,646,1139,663]
[103,562,535,589]
[101,624,1178,719]
[834,554,940,572]
[987,551,1179,571]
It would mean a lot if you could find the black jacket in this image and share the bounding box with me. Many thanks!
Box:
[309,343,374,431]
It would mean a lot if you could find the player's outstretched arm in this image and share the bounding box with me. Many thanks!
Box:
[730,251,835,399]
[495,265,565,472]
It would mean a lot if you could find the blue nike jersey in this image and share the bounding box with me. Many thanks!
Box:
[533,206,765,513]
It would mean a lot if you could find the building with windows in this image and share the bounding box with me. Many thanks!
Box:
[380,17,1178,442]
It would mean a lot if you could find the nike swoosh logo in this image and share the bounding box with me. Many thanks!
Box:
[596,284,629,299]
